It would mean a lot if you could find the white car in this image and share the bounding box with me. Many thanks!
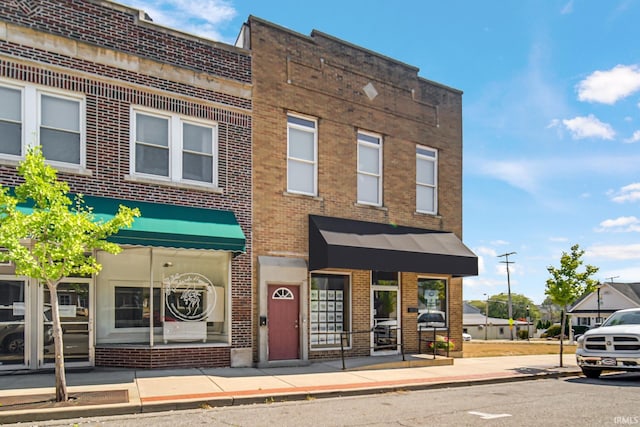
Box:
[576,308,640,379]
[417,310,446,329]
[462,333,472,342]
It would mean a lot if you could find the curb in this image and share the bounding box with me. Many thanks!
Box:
[0,370,582,424]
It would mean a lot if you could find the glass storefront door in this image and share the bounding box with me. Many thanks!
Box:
[41,280,92,367]
[0,279,28,368]
[372,289,399,353]
[371,271,401,355]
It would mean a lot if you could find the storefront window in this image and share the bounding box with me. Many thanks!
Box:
[114,286,161,328]
[417,278,447,330]
[96,247,230,345]
[310,273,350,349]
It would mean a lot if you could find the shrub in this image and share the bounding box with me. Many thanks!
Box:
[543,324,562,338]
[429,335,454,351]
[518,329,529,340]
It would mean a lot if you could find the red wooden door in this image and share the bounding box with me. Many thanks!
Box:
[268,285,299,360]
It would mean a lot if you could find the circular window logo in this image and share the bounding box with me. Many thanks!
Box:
[163,273,216,321]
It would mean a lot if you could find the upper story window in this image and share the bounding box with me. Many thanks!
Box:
[357,131,382,206]
[287,114,317,196]
[0,80,85,169]
[416,145,437,214]
[131,107,218,187]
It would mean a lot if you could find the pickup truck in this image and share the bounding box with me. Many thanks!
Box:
[576,308,640,378]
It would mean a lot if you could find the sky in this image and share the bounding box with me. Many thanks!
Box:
[114,0,640,304]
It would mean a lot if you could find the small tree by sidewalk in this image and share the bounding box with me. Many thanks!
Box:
[0,147,139,401]
[545,244,598,367]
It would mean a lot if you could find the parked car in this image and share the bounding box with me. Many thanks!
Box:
[576,308,640,378]
[417,310,446,329]
[0,323,54,354]
[462,332,472,341]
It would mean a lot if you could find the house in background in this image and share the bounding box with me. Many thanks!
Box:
[0,0,252,370]
[462,303,529,340]
[238,17,477,366]
[569,282,640,328]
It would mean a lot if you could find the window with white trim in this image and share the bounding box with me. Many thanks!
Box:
[287,114,317,195]
[310,273,351,349]
[0,80,85,168]
[357,131,382,206]
[417,278,447,330]
[416,145,437,214]
[131,107,218,186]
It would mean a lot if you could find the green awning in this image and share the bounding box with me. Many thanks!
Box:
[17,195,246,253]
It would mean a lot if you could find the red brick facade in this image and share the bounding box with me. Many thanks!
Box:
[0,0,252,368]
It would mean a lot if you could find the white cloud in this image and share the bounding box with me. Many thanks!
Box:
[478,160,541,194]
[490,240,509,246]
[596,216,640,232]
[609,183,640,203]
[560,1,574,14]
[624,130,640,143]
[118,0,237,42]
[562,115,615,140]
[587,243,640,260]
[577,64,640,104]
[549,236,569,242]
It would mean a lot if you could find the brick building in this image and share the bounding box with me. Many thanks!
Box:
[0,0,252,369]
[238,17,477,366]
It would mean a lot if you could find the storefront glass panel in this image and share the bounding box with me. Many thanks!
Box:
[309,273,350,349]
[42,282,91,364]
[96,247,230,346]
[0,279,27,367]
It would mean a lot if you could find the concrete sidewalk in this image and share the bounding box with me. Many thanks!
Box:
[0,354,581,424]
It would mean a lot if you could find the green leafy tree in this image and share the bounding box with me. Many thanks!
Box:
[484,293,540,321]
[545,244,599,367]
[0,147,139,401]
[540,296,562,323]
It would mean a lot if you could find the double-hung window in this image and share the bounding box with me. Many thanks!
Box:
[0,80,84,168]
[0,85,22,157]
[416,145,437,214]
[357,131,382,206]
[287,114,317,196]
[132,107,217,187]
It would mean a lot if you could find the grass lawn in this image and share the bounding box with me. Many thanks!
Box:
[463,340,577,357]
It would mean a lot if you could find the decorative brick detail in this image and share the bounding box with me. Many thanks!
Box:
[95,346,231,369]
[0,0,251,84]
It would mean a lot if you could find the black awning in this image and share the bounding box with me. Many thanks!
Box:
[309,215,478,277]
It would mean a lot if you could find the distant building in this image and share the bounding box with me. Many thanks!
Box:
[463,303,528,340]
[569,282,640,327]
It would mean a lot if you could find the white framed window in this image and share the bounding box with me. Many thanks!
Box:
[357,131,382,206]
[0,80,85,169]
[131,107,218,186]
[416,145,437,214]
[287,114,317,195]
[417,277,448,331]
[310,272,351,350]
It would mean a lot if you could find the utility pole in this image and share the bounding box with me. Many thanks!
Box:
[498,252,516,340]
